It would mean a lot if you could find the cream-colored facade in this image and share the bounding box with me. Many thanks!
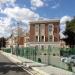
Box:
[6,32,29,48]
[6,37,16,48]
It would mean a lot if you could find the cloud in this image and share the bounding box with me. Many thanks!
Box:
[4,7,40,20]
[0,0,41,37]
[31,0,44,7]
[0,17,11,28]
[59,32,65,39]
[48,0,61,9]
[51,3,59,9]
[60,24,66,32]
[0,8,3,12]
[60,16,72,24]
[30,0,47,10]
[0,0,16,3]
[0,17,11,37]
[30,6,37,10]
[0,0,16,13]
[60,16,72,39]
[0,6,40,37]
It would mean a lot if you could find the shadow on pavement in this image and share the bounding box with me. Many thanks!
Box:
[0,62,24,74]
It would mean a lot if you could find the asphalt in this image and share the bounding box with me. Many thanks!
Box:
[0,53,30,75]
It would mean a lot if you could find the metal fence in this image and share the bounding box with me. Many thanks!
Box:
[2,48,11,53]
[2,47,75,72]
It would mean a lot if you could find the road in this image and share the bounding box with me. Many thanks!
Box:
[0,53,31,75]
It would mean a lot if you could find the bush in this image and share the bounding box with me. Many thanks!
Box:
[67,63,72,71]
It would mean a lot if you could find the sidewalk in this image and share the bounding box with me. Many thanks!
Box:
[0,51,74,75]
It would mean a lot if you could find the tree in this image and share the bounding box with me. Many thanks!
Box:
[0,37,6,49]
[63,18,75,47]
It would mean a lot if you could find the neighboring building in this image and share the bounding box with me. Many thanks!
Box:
[28,19,60,49]
[6,38,11,48]
[12,32,29,48]
[6,33,29,48]
[6,27,25,48]
[13,36,24,48]
[13,27,25,48]
[60,39,69,48]
[6,36,15,48]
[24,32,29,47]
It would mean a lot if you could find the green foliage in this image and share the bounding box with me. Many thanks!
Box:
[60,48,75,56]
[0,37,6,48]
[66,18,75,32]
[63,18,75,47]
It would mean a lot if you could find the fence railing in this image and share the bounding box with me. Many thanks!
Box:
[2,47,75,73]
[2,48,11,53]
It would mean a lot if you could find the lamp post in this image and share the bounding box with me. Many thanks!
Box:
[16,21,24,56]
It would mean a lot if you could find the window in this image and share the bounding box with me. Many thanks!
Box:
[40,24,45,35]
[42,36,44,39]
[41,36,44,42]
[35,24,39,32]
[35,24,39,35]
[48,24,53,32]
[48,35,53,42]
[35,36,38,42]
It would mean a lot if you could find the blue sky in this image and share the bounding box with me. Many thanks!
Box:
[15,0,75,18]
[0,0,75,37]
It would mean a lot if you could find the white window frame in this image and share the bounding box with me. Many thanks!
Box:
[48,24,54,42]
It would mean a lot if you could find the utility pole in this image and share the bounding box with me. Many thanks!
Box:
[10,25,13,54]
[16,22,20,55]
[1,37,3,49]
[17,22,20,48]
[11,29,13,54]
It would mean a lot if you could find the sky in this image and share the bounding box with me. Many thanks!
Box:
[0,0,75,38]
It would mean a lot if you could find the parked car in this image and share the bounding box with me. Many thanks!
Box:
[62,55,75,65]
[61,55,69,62]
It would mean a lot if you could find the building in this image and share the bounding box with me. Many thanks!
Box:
[24,32,29,47]
[6,27,25,48]
[60,39,69,48]
[6,19,60,49]
[6,38,11,48]
[6,36,15,48]
[6,33,29,48]
[28,19,60,49]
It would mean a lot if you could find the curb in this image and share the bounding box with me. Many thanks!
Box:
[0,51,73,75]
[0,51,43,75]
